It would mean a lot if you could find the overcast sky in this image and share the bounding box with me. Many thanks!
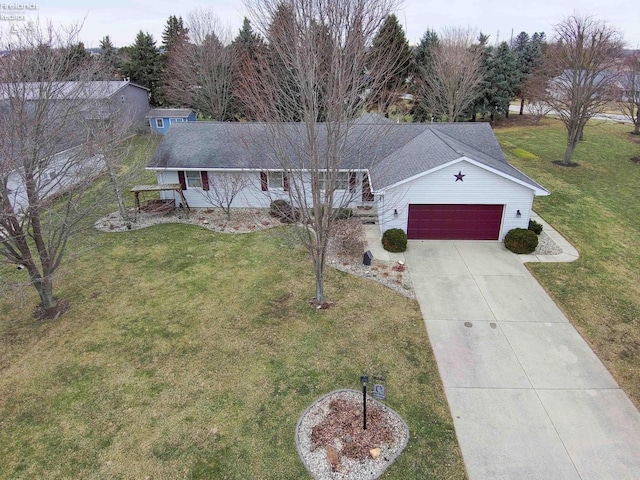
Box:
[7,0,640,49]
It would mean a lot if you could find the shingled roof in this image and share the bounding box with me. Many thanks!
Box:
[147,120,547,194]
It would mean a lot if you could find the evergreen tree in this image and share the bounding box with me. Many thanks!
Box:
[230,17,266,119]
[62,42,90,78]
[512,31,546,114]
[162,15,188,53]
[266,3,304,121]
[487,41,520,119]
[233,17,263,51]
[99,35,119,78]
[412,29,439,122]
[369,14,413,115]
[121,31,162,105]
[468,33,492,120]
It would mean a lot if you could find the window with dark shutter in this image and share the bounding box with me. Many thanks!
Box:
[283,173,289,192]
[349,172,357,193]
[201,171,209,190]
[178,171,186,190]
[260,171,268,191]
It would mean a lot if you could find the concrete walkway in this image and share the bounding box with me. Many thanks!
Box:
[366,222,640,479]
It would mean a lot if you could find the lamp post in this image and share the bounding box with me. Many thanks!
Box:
[360,375,368,430]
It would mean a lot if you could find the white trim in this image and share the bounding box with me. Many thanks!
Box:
[378,156,550,196]
[146,167,370,173]
[155,118,164,129]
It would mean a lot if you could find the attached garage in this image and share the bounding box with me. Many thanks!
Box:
[407,204,504,240]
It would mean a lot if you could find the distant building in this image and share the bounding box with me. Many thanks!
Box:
[146,108,197,135]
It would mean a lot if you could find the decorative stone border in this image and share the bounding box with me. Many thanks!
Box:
[295,389,410,480]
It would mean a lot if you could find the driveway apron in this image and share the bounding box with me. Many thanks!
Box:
[405,240,640,480]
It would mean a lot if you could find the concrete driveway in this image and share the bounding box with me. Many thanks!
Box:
[404,240,640,480]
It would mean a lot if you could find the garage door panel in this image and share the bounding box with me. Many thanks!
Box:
[407,204,503,240]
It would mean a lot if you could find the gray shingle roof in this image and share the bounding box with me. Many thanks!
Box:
[146,108,194,118]
[0,80,148,101]
[148,120,548,194]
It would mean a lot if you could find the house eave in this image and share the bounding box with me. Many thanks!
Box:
[375,156,550,196]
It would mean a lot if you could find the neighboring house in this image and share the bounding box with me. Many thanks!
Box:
[549,70,624,102]
[0,79,150,132]
[146,108,197,135]
[147,118,549,241]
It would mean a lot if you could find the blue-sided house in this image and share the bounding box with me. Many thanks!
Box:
[146,108,197,135]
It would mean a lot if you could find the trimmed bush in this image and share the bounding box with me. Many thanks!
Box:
[269,200,299,223]
[504,228,538,254]
[528,219,543,235]
[382,228,408,253]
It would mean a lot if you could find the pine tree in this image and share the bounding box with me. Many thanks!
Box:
[99,35,119,78]
[162,15,188,53]
[512,31,546,114]
[121,31,162,104]
[488,41,520,119]
[412,29,439,122]
[369,14,413,116]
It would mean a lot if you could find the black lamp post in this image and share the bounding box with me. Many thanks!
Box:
[360,375,368,430]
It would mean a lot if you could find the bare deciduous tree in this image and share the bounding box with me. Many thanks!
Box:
[618,54,640,135]
[164,9,235,120]
[521,73,554,122]
[199,171,250,220]
[239,0,399,307]
[544,15,624,165]
[0,22,112,315]
[417,27,484,122]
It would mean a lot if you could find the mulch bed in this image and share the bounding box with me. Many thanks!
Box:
[33,298,70,320]
[311,397,394,463]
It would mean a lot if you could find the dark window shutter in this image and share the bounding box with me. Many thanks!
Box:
[283,173,289,192]
[178,171,186,190]
[260,171,268,191]
[349,172,357,193]
[201,171,209,190]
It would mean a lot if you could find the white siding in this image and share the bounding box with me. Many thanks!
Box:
[154,170,364,209]
[378,160,534,240]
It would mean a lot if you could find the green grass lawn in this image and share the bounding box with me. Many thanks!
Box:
[0,188,465,477]
[496,117,640,406]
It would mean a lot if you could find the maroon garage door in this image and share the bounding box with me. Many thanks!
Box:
[407,204,504,240]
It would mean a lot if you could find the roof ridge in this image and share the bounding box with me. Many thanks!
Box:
[428,128,471,157]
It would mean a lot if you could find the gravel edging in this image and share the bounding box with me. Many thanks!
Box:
[533,231,563,255]
[296,389,410,480]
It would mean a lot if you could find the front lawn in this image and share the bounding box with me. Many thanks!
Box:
[496,117,640,406]
[0,223,465,478]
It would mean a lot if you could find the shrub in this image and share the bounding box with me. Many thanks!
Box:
[382,228,407,253]
[269,200,299,223]
[528,219,543,235]
[504,228,538,254]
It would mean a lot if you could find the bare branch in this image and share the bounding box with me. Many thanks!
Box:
[164,10,235,120]
[417,27,484,121]
[238,0,400,306]
[0,21,120,313]
[543,15,624,163]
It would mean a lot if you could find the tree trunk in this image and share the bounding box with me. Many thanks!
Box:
[106,159,129,221]
[34,276,56,309]
[519,97,525,115]
[563,137,578,164]
[634,122,640,135]
[314,254,325,306]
